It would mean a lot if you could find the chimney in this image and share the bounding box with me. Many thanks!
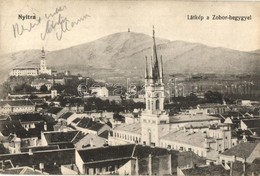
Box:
[90,138,93,147]
[243,158,246,175]
[28,149,33,155]
[229,162,233,176]
[39,163,44,173]
[44,122,47,131]
[135,157,139,175]
[168,154,172,175]
[148,154,152,176]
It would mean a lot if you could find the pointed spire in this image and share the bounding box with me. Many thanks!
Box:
[152,26,160,81]
[145,56,148,79]
[160,55,163,79]
[150,56,153,82]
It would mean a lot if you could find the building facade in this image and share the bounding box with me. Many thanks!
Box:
[10,48,52,77]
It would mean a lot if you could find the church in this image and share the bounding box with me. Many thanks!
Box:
[108,28,237,162]
[10,48,52,76]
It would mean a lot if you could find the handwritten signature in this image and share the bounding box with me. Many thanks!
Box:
[12,17,41,38]
[12,5,90,40]
[41,13,90,40]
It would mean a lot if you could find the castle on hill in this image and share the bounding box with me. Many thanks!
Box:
[10,48,52,76]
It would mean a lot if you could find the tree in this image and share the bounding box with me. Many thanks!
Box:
[0,81,11,99]
[40,84,48,92]
[13,83,37,93]
[204,91,223,104]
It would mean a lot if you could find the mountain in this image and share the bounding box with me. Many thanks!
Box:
[251,49,260,54]
[0,32,260,83]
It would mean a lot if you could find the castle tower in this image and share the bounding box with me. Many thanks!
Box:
[141,27,169,146]
[40,47,47,73]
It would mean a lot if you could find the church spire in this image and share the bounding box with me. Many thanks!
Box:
[144,27,164,85]
[145,56,148,79]
[152,26,160,82]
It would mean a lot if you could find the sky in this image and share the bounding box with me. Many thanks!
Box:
[0,0,260,54]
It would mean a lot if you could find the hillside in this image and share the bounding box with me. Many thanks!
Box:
[0,32,260,83]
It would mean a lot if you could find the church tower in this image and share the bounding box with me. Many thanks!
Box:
[141,27,170,146]
[40,47,47,73]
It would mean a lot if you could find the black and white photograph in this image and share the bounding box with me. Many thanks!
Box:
[0,0,259,175]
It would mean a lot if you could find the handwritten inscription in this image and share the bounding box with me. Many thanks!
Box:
[12,6,90,40]
[41,13,90,40]
[13,17,41,38]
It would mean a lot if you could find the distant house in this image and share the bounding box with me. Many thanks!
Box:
[31,79,52,90]
[191,104,229,115]
[219,142,260,167]
[46,107,68,120]
[65,104,84,113]
[74,133,107,149]
[59,111,74,125]
[41,130,85,149]
[89,87,109,97]
[9,113,47,131]
[0,99,35,114]
[75,117,111,135]
[0,148,75,174]
[75,144,172,175]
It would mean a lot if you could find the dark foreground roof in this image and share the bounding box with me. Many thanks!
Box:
[0,148,75,167]
[221,142,259,158]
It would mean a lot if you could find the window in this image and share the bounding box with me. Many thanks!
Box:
[156,100,160,110]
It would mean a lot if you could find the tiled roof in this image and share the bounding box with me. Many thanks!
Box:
[221,142,259,158]
[77,144,135,163]
[71,118,81,124]
[98,130,109,139]
[232,161,260,176]
[113,123,141,135]
[161,130,206,148]
[169,114,220,123]
[133,145,169,158]
[30,99,45,104]
[60,112,73,120]
[77,117,92,128]
[77,117,107,132]
[47,107,63,114]
[242,119,260,129]
[21,145,59,153]
[0,148,75,167]
[16,123,45,138]
[0,120,25,137]
[89,123,105,132]
[75,133,106,148]
[0,166,48,175]
[10,113,45,122]
[181,164,229,176]
[43,130,79,144]
[0,100,34,107]
[78,144,171,164]
[174,151,206,168]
